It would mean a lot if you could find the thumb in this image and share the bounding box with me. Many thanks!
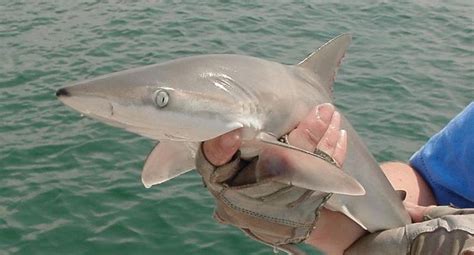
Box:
[404,201,435,223]
[202,129,241,166]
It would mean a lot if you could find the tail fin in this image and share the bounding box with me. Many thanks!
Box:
[297,34,352,93]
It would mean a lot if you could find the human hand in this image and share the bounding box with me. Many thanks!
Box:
[404,202,436,223]
[203,103,346,167]
[201,103,365,255]
[345,205,474,255]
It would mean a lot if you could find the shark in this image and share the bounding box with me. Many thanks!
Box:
[56,34,411,232]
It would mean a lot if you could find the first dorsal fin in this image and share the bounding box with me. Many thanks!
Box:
[297,33,352,93]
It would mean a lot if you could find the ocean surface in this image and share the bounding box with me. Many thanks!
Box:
[1,1,472,254]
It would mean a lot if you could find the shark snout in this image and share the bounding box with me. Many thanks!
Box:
[56,81,165,140]
[56,87,114,118]
[56,88,70,97]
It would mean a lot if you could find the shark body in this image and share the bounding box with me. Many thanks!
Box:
[57,34,411,232]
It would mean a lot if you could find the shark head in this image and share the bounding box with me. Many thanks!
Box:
[56,56,246,141]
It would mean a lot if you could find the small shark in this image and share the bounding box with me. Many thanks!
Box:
[57,34,411,232]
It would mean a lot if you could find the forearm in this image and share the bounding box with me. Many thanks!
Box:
[306,161,436,254]
[305,208,366,255]
[380,162,436,206]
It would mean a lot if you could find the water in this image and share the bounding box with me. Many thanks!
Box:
[1,1,472,254]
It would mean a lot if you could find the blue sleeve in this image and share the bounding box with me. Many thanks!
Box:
[409,102,474,208]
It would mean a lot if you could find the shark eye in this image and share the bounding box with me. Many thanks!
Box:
[154,90,169,108]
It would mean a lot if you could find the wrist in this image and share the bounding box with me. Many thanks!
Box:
[305,208,367,255]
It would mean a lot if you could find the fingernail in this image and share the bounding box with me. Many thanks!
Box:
[320,103,334,110]
[317,103,334,123]
[315,105,321,120]
[219,132,240,149]
[340,129,346,137]
[336,129,347,149]
[329,111,340,129]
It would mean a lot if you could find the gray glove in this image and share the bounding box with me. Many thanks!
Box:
[345,206,474,255]
[195,145,333,254]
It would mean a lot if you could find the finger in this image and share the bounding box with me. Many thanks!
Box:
[202,129,241,166]
[316,111,341,156]
[404,202,434,223]
[287,128,315,151]
[404,201,420,220]
[288,103,335,151]
[332,129,347,166]
[297,103,335,143]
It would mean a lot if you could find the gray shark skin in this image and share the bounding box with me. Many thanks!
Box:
[57,34,411,232]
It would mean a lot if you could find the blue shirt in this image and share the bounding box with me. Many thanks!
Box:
[410,102,474,208]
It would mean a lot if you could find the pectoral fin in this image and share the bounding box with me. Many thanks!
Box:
[141,141,198,188]
[256,133,365,195]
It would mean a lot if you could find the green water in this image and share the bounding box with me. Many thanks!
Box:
[1,1,472,254]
